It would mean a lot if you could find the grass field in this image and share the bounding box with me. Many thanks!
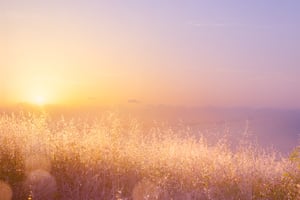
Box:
[0,112,299,199]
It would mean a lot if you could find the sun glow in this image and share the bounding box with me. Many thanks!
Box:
[34,95,46,106]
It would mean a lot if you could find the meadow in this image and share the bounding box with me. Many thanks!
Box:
[0,112,299,200]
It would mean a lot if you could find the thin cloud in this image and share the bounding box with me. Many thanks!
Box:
[3,10,36,20]
[88,97,97,101]
[188,21,271,29]
[189,22,233,28]
[128,99,141,104]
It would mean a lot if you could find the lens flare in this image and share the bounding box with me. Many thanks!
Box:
[25,170,57,199]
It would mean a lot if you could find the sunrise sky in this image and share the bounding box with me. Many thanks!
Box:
[1,1,300,108]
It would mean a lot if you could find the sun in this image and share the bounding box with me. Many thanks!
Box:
[34,95,46,106]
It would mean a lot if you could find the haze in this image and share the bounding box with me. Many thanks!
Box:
[1,0,300,108]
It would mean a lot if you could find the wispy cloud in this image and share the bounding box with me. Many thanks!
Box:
[189,22,235,28]
[88,97,97,101]
[188,21,271,29]
[128,99,141,104]
[3,10,33,19]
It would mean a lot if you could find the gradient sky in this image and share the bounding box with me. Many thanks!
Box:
[1,0,300,108]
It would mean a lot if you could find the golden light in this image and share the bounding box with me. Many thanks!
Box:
[34,95,46,106]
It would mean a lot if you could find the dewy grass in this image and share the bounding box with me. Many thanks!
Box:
[0,112,299,199]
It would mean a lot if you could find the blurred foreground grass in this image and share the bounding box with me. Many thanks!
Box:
[0,112,299,200]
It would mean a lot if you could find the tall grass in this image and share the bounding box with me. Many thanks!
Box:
[0,112,299,199]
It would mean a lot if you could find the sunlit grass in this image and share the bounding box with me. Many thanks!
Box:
[0,112,299,199]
